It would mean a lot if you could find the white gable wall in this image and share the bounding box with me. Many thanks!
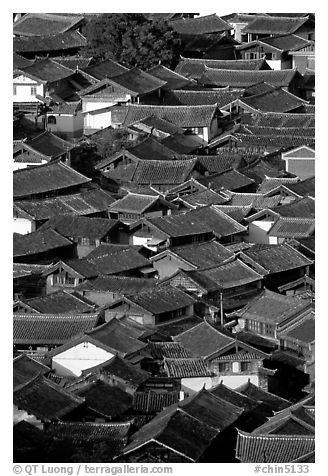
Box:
[13,75,44,103]
[52,341,114,377]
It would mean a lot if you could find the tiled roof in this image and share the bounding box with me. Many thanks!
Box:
[46,420,131,441]
[199,67,298,88]
[121,104,219,128]
[242,15,310,35]
[148,342,191,359]
[123,136,178,161]
[213,205,252,223]
[224,192,282,209]
[284,177,315,198]
[175,57,269,79]
[21,290,97,314]
[123,158,197,185]
[14,375,84,422]
[130,115,184,136]
[259,34,313,52]
[164,357,212,378]
[74,379,132,418]
[164,88,243,107]
[132,391,180,413]
[257,177,300,194]
[13,228,73,259]
[209,381,259,411]
[237,288,312,325]
[76,275,155,295]
[148,205,246,238]
[13,161,91,199]
[241,112,315,128]
[235,430,315,463]
[160,133,203,154]
[81,354,150,387]
[236,381,292,411]
[268,217,315,238]
[272,197,315,218]
[240,88,306,113]
[13,312,101,345]
[180,188,229,207]
[240,124,315,140]
[23,131,76,159]
[86,247,152,275]
[81,59,129,80]
[13,31,87,54]
[15,188,115,220]
[13,354,50,390]
[106,67,166,96]
[52,55,93,70]
[167,240,234,268]
[125,285,195,315]
[173,320,235,358]
[198,169,255,192]
[39,216,119,240]
[13,13,84,37]
[19,57,74,82]
[13,263,52,279]
[49,101,82,115]
[278,315,315,344]
[170,14,232,35]
[146,65,193,90]
[13,52,33,69]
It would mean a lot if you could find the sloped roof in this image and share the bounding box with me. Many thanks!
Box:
[13,31,87,54]
[107,67,166,96]
[164,88,244,107]
[236,288,312,325]
[268,217,315,238]
[13,161,91,199]
[15,188,115,220]
[130,115,184,136]
[174,320,235,358]
[13,354,50,390]
[23,131,76,158]
[148,342,191,359]
[46,420,131,441]
[209,381,259,411]
[76,275,155,295]
[240,87,306,113]
[121,104,219,128]
[125,158,197,185]
[198,169,255,192]
[223,192,282,209]
[13,263,52,279]
[236,381,292,410]
[257,177,300,194]
[242,243,313,274]
[39,216,119,240]
[200,67,298,88]
[242,112,315,128]
[13,52,33,69]
[13,13,84,37]
[109,193,173,214]
[242,15,311,35]
[175,57,269,79]
[259,34,313,52]
[278,315,315,344]
[132,390,180,413]
[146,64,193,90]
[14,375,84,422]
[13,229,73,258]
[13,312,101,345]
[81,59,129,80]
[166,240,234,268]
[86,247,152,275]
[148,205,246,238]
[125,285,195,315]
[284,177,315,198]
[52,55,93,70]
[236,430,315,463]
[272,197,315,218]
[170,14,232,35]
[164,357,212,378]
[18,57,74,82]
[180,188,229,207]
[21,290,97,314]
[213,205,252,223]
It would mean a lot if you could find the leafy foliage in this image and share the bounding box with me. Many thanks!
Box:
[83,14,181,70]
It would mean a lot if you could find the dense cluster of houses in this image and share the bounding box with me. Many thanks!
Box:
[13,12,315,463]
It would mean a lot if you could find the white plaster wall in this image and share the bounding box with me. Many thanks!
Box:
[84,110,112,131]
[52,341,114,377]
[13,217,33,234]
[13,75,44,103]
[181,377,213,393]
[266,60,282,70]
[211,373,259,389]
[246,221,274,244]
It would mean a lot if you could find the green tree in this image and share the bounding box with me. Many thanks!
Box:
[83,14,181,70]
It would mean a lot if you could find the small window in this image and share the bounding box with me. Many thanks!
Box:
[218,362,231,373]
[31,86,37,96]
[13,86,17,95]
[48,115,57,125]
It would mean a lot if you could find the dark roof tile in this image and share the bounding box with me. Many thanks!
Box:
[14,31,86,54]
[14,13,84,37]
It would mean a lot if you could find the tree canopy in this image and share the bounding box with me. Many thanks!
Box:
[83,14,182,70]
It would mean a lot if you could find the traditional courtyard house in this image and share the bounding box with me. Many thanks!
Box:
[174,57,271,81]
[14,375,85,430]
[220,193,282,213]
[13,310,102,358]
[13,31,87,60]
[13,160,91,202]
[13,13,85,37]
[13,228,76,264]
[14,188,116,234]
[120,387,244,463]
[13,130,77,170]
[256,176,300,197]
[104,285,196,326]
[108,193,177,224]
[222,13,260,42]
[118,104,223,144]
[241,110,315,128]
[38,216,121,257]
[267,217,315,244]
[198,169,256,193]
[80,68,166,134]
[199,68,303,95]
[146,64,195,90]
[13,263,51,300]
[150,240,234,279]
[174,320,271,390]
[163,89,244,112]
[13,58,75,119]
[169,13,232,39]
[240,15,315,43]
[42,259,99,294]
[75,275,156,307]
[245,209,283,244]
[238,243,313,290]
[236,35,314,70]
[133,205,247,250]
[13,289,98,315]
[281,145,315,180]
[48,318,148,377]
[272,196,315,219]
[235,86,308,114]
[163,357,213,393]
[173,188,230,210]
[236,288,313,343]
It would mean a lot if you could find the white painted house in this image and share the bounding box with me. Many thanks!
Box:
[281,145,315,180]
